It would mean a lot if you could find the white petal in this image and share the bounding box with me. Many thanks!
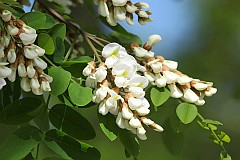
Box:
[163,60,178,70]
[19,33,37,45]
[122,105,133,120]
[99,100,109,115]
[128,97,142,110]
[168,84,183,98]
[162,71,179,84]
[129,117,141,128]
[177,75,192,85]
[33,57,47,69]
[116,112,125,129]
[0,78,7,90]
[146,34,161,47]
[183,88,199,103]
[112,0,128,6]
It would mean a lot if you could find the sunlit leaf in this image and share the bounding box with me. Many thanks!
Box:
[176,103,198,124]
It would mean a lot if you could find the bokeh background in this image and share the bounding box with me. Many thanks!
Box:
[1,0,240,160]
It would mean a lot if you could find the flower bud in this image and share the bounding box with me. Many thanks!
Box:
[192,81,208,91]
[204,87,217,97]
[26,64,36,78]
[83,62,95,76]
[22,24,36,34]
[94,86,108,103]
[41,81,51,92]
[32,88,43,95]
[141,117,154,126]
[126,3,137,13]
[128,97,142,110]
[1,10,12,22]
[183,88,199,103]
[133,47,148,57]
[168,84,183,98]
[99,100,109,115]
[147,59,162,73]
[124,119,133,131]
[95,66,107,82]
[137,126,146,135]
[137,10,149,18]
[144,72,155,83]
[152,123,164,132]
[146,34,161,47]
[98,1,109,17]
[135,2,150,9]
[7,49,16,63]
[114,76,128,88]
[0,45,5,58]
[32,44,45,56]
[129,87,145,98]
[129,117,141,128]
[7,65,16,82]
[177,75,192,85]
[137,132,147,140]
[122,103,133,120]
[20,77,31,92]
[24,45,39,59]
[163,60,178,70]
[0,78,7,90]
[0,65,12,78]
[195,98,205,106]
[33,57,47,69]
[155,74,167,88]
[136,106,150,116]
[162,71,180,84]
[19,33,37,45]
[40,73,53,83]
[114,7,126,21]
[116,112,125,129]
[7,25,19,36]
[112,0,128,6]
[85,74,97,88]
[30,78,40,89]
[17,63,27,77]
[106,8,117,26]
[1,35,11,47]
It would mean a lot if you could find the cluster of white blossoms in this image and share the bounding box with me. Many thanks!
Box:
[83,43,164,140]
[83,34,217,139]
[0,10,52,95]
[94,0,152,26]
[130,35,218,106]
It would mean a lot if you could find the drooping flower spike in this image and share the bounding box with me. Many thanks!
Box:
[0,10,52,95]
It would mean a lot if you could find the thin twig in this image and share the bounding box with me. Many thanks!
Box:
[84,33,102,62]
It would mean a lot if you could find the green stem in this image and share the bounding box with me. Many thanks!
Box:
[42,55,57,67]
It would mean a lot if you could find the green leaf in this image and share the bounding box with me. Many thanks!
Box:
[98,113,118,141]
[0,0,19,5]
[38,33,55,55]
[203,119,223,126]
[53,38,66,64]
[150,87,170,110]
[119,129,140,158]
[48,67,71,96]
[0,3,17,14]
[20,11,46,29]
[45,129,101,160]
[48,23,66,41]
[62,56,93,66]
[217,131,231,143]
[41,14,57,29]
[42,156,67,160]
[68,83,93,106]
[176,103,198,124]
[0,97,43,125]
[0,125,44,160]
[49,104,96,140]
[220,152,232,160]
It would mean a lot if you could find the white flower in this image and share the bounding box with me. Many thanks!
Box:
[116,112,125,129]
[30,78,40,89]
[114,7,126,21]
[133,47,148,57]
[129,87,145,98]
[106,88,123,109]
[95,66,107,82]
[99,100,109,115]
[177,75,192,85]
[7,66,16,82]
[163,60,178,70]
[1,10,12,22]
[155,74,167,88]
[7,25,19,36]
[128,97,142,110]
[136,98,150,116]
[7,49,16,63]
[22,24,36,34]
[162,71,180,84]
[204,87,217,97]
[32,44,45,56]
[20,77,31,92]
[129,116,141,128]
[126,3,137,13]
[192,81,209,91]
[1,35,10,47]
[121,103,133,120]
[141,117,154,126]
[33,57,47,69]
[137,11,149,18]
[146,34,161,47]
[102,43,127,68]
[137,132,147,140]
[98,1,109,17]
[41,81,51,92]
[0,78,6,90]
[137,126,146,135]
[24,45,38,59]
[83,62,95,76]
[40,73,53,83]
[0,62,11,78]
[152,123,164,132]
[195,98,205,106]
[126,15,134,25]
[85,74,97,88]
[32,88,43,95]
[114,76,128,88]
[128,75,149,88]
[19,33,37,45]
[136,2,150,9]
[123,119,133,131]
[112,0,128,6]
[0,45,4,58]
[148,59,162,73]
[168,84,183,98]
[144,72,155,84]
[112,63,136,78]
[183,88,199,103]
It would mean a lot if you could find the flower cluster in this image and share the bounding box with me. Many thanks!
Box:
[83,43,163,140]
[0,9,52,95]
[94,0,152,26]
[130,35,217,106]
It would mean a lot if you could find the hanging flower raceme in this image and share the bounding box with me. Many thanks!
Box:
[83,43,164,140]
[130,34,217,106]
[94,0,152,26]
[0,10,52,95]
